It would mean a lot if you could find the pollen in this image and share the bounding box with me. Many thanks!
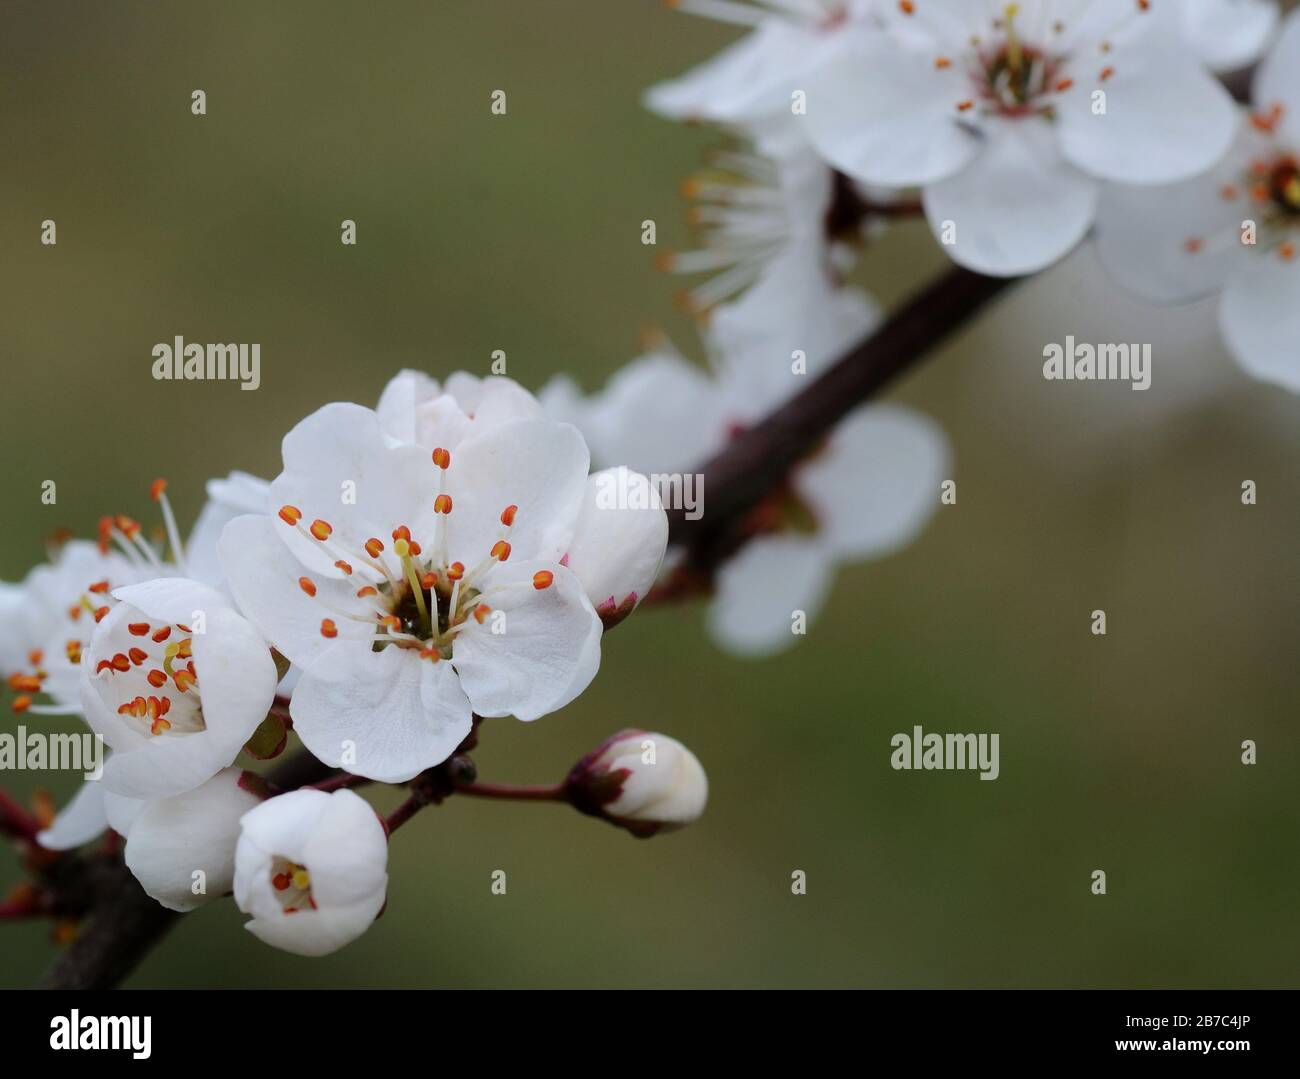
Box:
[500,504,518,527]
[128,622,150,636]
[309,519,333,541]
[365,538,385,558]
[432,447,451,469]
[334,560,353,575]
[356,585,378,598]
[532,570,554,590]
[147,669,167,688]
[152,626,171,643]
[128,648,148,666]
[150,717,172,736]
[298,576,317,597]
[278,505,303,526]
[490,540,511,562]
[434,494,453,515]
[320,619,338,639]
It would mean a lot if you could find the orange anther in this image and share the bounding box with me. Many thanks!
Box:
[434,494,453,515]
[320,619,338,639]
[150,717,172,736]
[334,560,353,575]
[392,525,411,543]
[309,519,333,541]
[432,447,451,469]
[299,576,318,597]
[150,478,168,502]
[147,669,167,688]
[12,696,31,714]
[93,606,110,623]
[420,572,438,589]
[473,604,492,624]
[365,538,385,558]
[128,648,148,666]
[447,562,465,581]
[500,504,518,527]
[152,626,171,643]
[532,570,554,590]
[110,653,131,673]
[490,540,511,562]
[356,585,378,598]
[128,622,150,636]
[88,580,110,594]
[279,505,303,526]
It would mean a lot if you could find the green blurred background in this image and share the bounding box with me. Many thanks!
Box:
[2,1,1297,988]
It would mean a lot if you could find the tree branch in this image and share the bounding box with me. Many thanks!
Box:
[667,264,1016,568]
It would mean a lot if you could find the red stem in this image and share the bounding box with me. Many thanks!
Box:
[455,781,565,802]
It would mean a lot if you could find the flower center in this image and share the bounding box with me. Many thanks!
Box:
[270,857,316,914]
[282,446,557,666]
[97,617,205,737]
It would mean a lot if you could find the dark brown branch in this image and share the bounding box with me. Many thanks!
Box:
[667,265,1016,568]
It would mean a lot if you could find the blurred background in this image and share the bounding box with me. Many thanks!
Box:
[1,1,1297,988]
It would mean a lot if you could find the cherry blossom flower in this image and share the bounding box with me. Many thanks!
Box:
[79,578,278,799]
[800,0,1240,276]
[218,401,627,782]
[565,729,709,837]
[1094,10,1300,392]
[233,787,387,957]
[123,767,265,912]
[576,257,948,656]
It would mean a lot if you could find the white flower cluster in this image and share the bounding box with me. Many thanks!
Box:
[642,0,1295,387]
[3,372,703,956]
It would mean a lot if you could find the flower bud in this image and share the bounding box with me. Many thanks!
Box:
[233,787,388,957]
[564,729,707,837]
[123,767,263,912]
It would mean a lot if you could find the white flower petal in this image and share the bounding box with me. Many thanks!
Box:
[290,645,473,782]
[923,122,1098,276]
[36,781,109,850]
[798,405,948,560]
[1094,128,1259,304]
[803,31,982,188]
[1218,252,1300,392]
[583,350,724,476]
[451,560,601,721]
[564,468,668,621]
[1055,47,1238,185]
[124,768,261,912]
[445,418,589,566]
[185,471,270,590]
[708,535,834,658]
[1253,7,1300,144]
[1182,0,1280,73]
[271,402,437,577]
[219,514,375,669]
